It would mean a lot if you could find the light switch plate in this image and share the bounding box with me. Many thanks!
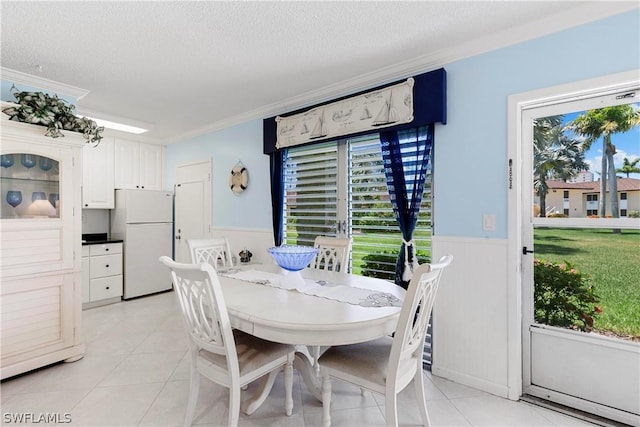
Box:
[483,214,496,231]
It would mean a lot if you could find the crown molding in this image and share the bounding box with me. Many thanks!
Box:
[1,67,90,100]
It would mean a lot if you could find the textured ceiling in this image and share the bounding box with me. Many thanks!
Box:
[1,1,636,144]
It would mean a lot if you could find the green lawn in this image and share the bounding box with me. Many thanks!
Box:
[534,227,640,339]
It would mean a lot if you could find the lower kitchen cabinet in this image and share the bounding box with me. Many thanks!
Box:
[82,242,123,308]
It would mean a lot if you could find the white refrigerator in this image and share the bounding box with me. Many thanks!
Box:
[111,189,174,299]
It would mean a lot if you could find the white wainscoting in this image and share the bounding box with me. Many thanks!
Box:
[431,236,511,398]
[211,227,275,265]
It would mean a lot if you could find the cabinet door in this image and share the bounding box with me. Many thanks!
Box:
[139,143,163,190]
[82,138,115,208]
[1,273,75,368]
[1,139,81,277]
[114,139,140,189]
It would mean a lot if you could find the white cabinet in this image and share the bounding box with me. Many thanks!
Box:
[114,139,163,190]
[82,137,115,208]
[82,246,90,304]
[82,243,123,308]
[0,118,85,380]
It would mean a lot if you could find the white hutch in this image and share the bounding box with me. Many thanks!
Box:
[0,117,85,379]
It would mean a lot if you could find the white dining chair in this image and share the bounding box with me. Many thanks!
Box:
[158,256,294,427]
[318,255,453,427]
[311,236,352,273]
[188,237,234,269]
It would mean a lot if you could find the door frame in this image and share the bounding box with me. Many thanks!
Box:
[506,69,640,403]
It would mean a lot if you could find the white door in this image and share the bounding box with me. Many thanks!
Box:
[520,81,640,425]
[174,160,212,262]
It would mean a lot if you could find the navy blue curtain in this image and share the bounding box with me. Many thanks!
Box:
[269,151,285,246]
[380,125,433,289]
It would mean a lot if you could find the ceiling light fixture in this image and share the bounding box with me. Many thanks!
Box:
[79,115,148,134]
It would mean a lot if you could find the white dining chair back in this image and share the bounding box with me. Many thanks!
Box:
[158,256,294,427]
[311,236,351,273]
[319,255,453,427]
[188,237,234,269]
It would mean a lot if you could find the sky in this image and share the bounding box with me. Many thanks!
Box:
[562,102,640,180]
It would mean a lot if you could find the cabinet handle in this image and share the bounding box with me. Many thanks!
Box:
[106,286,110,290]
[105,248,109,251]
[105,264,109,268]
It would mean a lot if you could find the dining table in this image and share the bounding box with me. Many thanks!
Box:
[216,262,405,409]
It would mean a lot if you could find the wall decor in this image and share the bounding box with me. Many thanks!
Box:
[229,161,248,195]
[2,87,104,144]
[275,78,414,149]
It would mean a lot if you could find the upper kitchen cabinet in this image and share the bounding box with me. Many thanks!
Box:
[82,137,115,208]
[114,139,163,190]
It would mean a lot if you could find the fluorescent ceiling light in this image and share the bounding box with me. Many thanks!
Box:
[80,115,148,134]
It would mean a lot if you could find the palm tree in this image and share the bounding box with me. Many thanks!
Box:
[617,157,640,178]
[570,105,640,218]
[533,115,587,217]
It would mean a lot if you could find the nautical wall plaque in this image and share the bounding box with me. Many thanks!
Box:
[275,78,414,149]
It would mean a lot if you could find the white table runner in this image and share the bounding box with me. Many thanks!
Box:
[219,269,402,307]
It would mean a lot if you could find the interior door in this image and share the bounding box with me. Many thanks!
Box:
[174,160,212,262]
[521,89,640,425]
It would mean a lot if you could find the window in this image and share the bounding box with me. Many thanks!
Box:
[563,209,569,215]
[621,209,627,217]
[282,132,433,279]
[621,192,627,200]
[563,190,569,198]
[587,194,598,202]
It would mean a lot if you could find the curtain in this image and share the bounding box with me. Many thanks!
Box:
[380,125,433,288]
[269,151,285,246]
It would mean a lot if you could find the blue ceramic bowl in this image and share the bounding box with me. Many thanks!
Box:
[268,245,319,272]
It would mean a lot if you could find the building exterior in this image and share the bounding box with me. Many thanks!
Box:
[568,170,595,183]
[542,178,640,217]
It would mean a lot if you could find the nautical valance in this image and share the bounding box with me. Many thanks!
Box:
[264,68,446,154]
[275,78,414,149]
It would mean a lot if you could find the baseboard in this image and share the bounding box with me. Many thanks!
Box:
[431,365,510,399]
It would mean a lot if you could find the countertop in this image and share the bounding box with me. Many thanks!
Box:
[82,239,123,246]
[82,233,123,246]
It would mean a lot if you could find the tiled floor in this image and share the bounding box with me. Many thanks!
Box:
[1,292,598,427]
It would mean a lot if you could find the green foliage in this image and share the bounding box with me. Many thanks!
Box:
[534,259,601,332]
[534,228,640,338]
[2,88,104,144]
[361,249,430,281]
[627,210,640,218]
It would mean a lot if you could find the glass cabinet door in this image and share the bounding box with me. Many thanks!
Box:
[0,153,60,219]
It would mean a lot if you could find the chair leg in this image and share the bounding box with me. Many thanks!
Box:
[385,394,399,427]
[322,375,332,427]
[228,385,241,427]
[414,372,431,427]
[184,368,200,427]
[284,354,294,416]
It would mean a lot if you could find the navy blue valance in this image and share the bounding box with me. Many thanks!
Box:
[263,68,446,154]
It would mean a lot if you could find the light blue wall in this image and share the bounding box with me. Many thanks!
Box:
[165,119,272,229]
[165,9,640,237]
[435,10,640,238]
